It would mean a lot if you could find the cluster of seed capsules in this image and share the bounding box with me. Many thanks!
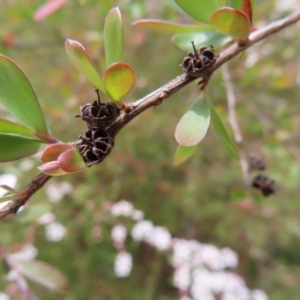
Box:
[75,90,121,167]
[181,41,218,77]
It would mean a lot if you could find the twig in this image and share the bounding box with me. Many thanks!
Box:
[0,10,300,219]
[222,64,250,188]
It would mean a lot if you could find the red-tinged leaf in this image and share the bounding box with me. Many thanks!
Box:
[132,19,209,34]
[0,135,43,162]
[13,259,68,291]
[104,7,123,66]
[175,0,224,24]
[40,143,75,162]
[38,161,68,176]
[172,31,230,51]
[209,102,239,160]
[0,118,36,137]
[65,39,105,92]
[175,95,210,146]
[33,0,69,22]
[104,62,136,101]
[210,7,250,40]
[58,149,86,173]
[0,55,48,134]
[173,145,197,166]
[242,0,253,25]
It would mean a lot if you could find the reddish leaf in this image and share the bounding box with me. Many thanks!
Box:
[210,7,250,40]
[242,0,253,26]
[34,0,69,22]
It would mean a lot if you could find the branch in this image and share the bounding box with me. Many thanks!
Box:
[222,64,250,188]
[0,10,300,220]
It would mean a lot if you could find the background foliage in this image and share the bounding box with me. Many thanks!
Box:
[1,0,300,299]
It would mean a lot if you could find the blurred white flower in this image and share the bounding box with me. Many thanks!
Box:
[10,244,38,262]
[252,289,269,300]
[195,244,224,271]
[131,220,154,241]
[172,239,196,267]
[37,212,55,225]
[45,222,67,242]
[0,174,17,197]
[45,182,72,203]
[221,247,238,269]
[114,251,133,278]
[275,0,299,11]
[146,226,172,251]
[131,209,144,221]
[0,292,9,300]
[110,200,134,217]
[180,296,192,300]
[111,224,127,244]
[173,263,191,290]
[18,159,34,171]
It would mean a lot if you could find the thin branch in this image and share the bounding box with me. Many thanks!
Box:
[0,10,300,220]
[222,64,251,188]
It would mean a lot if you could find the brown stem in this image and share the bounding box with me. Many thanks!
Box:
[0,10,300,220]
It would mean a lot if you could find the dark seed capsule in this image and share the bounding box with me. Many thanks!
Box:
[252,174,275,197]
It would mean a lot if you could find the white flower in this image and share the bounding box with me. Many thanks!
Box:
[131,220,154,241]
[194,244,224,271]
[114,251,133,278]
[0,174,17,197]
[221,247,238,269]
[172,239,195,267]
[146,226,172,251]
[110,200,134,217]
[173,263,191,290]
[37,212,55,225]
[45,222,67,242]
[131,209,144,221]
[251,289,269,300]
[45,182,72,203]
[0,292,10,300]
[10,244,38,262]
[111,224,127,244]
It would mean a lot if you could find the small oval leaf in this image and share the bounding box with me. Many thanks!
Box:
[175,95,210,146]
[209,102,239,160]
[132,19,209,34]
[65,39,105,92]
[0,118,36,137]
[40,143,75,162]
[210,7,250,40]
[0,55,48,134]
[104,62,136,101]
[104,7,124,66]
[175,0,224,24]
[58,149,86,173]
[0,135,43,162]
[14,259,68,291]
[173,144,197,166]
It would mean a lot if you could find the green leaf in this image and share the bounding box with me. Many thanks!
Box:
[175,95,210,146]
[172,31,231,51]
[104,7,123,66]
[0,118,36,137]
[210,7,250,40]
[227,0,242,9]
[104,62,136,101]
[14,259,68,291]
[0,134,43,162]
[17,203,51,223]
[0,55,48,134]
[209,102,239,160]
[173,144,197,166]
[132,19,209,34]
[175,0,225,24]
[251,188,264,203]
[65,39,105,93]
